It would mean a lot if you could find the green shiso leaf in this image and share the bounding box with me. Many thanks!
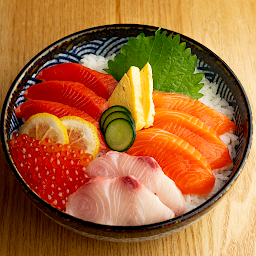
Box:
[104,27,204,99]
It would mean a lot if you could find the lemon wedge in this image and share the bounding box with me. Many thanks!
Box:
[21,113,69,144]
[60,116,99,158]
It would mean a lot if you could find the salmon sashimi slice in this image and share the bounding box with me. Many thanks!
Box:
[66,175,175,226]
[86,151,186,216]
[126,128,215,195]
[154,108,233,170]
[23,81,109,121]
[15,100,107,151]
[152,91,237,135]
[36,63,118,99]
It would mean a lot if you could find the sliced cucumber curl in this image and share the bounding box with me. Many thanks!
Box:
[100,106,136,151]
[100,105,132,130]
[104,118,136,152]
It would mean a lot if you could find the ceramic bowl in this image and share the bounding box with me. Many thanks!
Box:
[1,24,253,242]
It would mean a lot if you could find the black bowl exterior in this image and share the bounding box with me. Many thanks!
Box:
[1,24,253,242]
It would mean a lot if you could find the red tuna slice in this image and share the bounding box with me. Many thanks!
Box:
[152,91,237,135]
[153,108,233,170]
[36,63,118,99]
[15,100,107,151]
[24,81,109,122]
[66,175,175,226]
[86,151,186,216]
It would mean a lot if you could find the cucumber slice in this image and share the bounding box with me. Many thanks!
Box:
[100,105,131,130]
[104,118,136,152]
[102,111,135,134]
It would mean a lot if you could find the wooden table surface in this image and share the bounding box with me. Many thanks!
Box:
[1,0,255,255]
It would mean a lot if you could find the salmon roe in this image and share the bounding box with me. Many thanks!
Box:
[9,132,93,211]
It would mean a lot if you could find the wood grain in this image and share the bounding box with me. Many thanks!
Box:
[0,0,255,255]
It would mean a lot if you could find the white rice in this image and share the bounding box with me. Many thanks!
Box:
[79,54,115,74]
[184,68,239,211]
[80,54,239,213]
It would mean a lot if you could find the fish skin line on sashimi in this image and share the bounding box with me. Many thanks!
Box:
[152,91,237,135]
[14,100,108,151]
[24,80,109,122]
[36,63,118,100]
[153,108,233,170]
[127,127,215,195]
[86,151,187,216]
[66,175,175,226]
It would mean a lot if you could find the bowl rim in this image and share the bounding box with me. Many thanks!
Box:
[1,23,253,234]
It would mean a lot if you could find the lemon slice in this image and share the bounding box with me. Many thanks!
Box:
[60,116,99,158]
[21,113,69,144]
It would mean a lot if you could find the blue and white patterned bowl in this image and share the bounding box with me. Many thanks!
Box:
[1,24,253,242]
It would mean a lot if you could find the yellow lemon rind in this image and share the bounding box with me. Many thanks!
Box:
[20,112,69,144]
[60,116,100,159]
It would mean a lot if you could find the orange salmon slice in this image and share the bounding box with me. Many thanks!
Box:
[154,108,233,170]
[126,128,215,195]
[152,91,237,135]
[15,100,107,151]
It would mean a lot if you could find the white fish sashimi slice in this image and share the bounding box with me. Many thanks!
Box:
[86,151,187,216]
[66,176,175,226]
